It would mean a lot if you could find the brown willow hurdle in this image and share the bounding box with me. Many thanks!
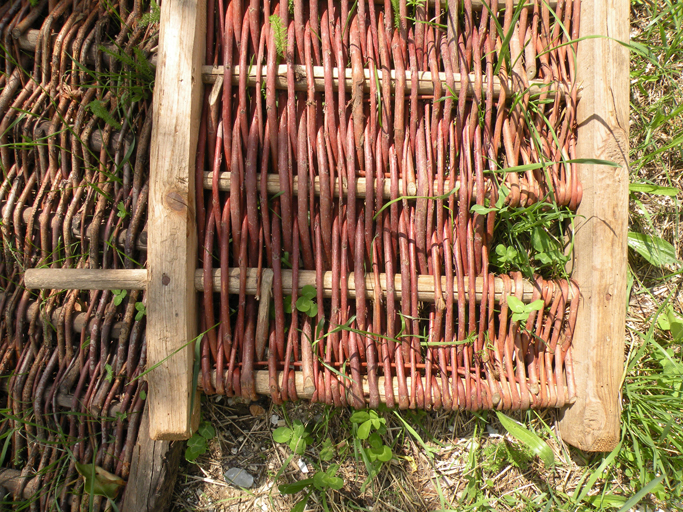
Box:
[185,0,584,415]
[0,0,170,508]
[22,0,630,455]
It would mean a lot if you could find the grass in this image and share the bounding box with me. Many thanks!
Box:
[173,1,683,511]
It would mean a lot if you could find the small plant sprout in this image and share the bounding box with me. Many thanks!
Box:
[270,14,287,59]
[273,419,314,455]
[185,422,216,462]
[279,464,344,511]
[116,201,129,220]
[135,302,146,321]
[112,289,127,306]
[295,285,318,318]
[506,296,544,324]
[350,409,386,440]
[350,409,393,485]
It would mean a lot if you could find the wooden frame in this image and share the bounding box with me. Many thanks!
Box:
[557,0,630,452]
[20,0,630,459]
[146,0,206,440]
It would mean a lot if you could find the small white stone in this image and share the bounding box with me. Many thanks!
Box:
[270,414,280,426]
[231,447,238,455]
[486,425,501,437]
[298,458,309,474]
[224,467,254,489]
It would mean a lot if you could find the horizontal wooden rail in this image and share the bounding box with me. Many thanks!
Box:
[1,202,147,251]
[380,0,558,7]
[204,171,466,199]
[205,369,575,406]
[0,378,125,418]
[18,30,158,67]
[22,267,556,302]
[24,269,148,290]
[22,298,129,339]
[202,65,574,98]
[195,267,538,302]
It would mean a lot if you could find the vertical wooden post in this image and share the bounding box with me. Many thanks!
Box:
[147,0,206,440]
[120,408,184,511]
[558,0,630,451]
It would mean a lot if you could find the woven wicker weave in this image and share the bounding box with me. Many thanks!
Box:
[197,0,581,410]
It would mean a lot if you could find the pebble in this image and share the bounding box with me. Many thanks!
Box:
[224,467,255,489]
[486,425,501,437]
[231,447,238,455]
[298,458,309,474]
[270,414,280,426]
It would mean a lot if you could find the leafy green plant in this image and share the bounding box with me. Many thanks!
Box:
[185,422,216,462]
[506,296,544,324]
[116,201,129,220]
[295,285,318,318]
[472,183,574,279]
[283,285,318,318]
[88,99,122,130]
[628,231,681,268]
[350,410,393,488]
[139,0,161,27]
[270,15,287,58]
[495,411,554,468]
[104,363,114,383]
[493,244,521,273]
[350,410,386,440]
[657,304,683,342]
[112,289,127,306]
[273,419,313,455]
[279,464,344,512]
[135,302,146,321]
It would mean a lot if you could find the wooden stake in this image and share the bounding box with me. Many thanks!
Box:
[146,0,205,440]
[558,0,630,452]
[24,269,147,291]
[120,406,183,511]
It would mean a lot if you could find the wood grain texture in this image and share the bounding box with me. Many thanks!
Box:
[147,0,205,440]
[558,0,630,452]
[120,406,183,512]
[202,65,570,98]
[194,267,544,302]
[24,269,147,290]
[204,171,470,199]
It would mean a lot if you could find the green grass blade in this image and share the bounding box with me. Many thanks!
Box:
[628,231,681,268]
[495,412,554,468]
[616,474,664,512]
[573,441,622,503]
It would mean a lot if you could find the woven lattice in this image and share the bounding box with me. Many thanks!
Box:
[0,1,153,507]
[198,0,581,410]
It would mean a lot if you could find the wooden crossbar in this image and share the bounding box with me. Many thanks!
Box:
[194,268,540,302]
[202,64,575,98]
[205,370,575,406]
[23,268,559,303]
[203,171,460,199]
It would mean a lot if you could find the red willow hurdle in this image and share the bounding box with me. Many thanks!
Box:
[189,0,583,414]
